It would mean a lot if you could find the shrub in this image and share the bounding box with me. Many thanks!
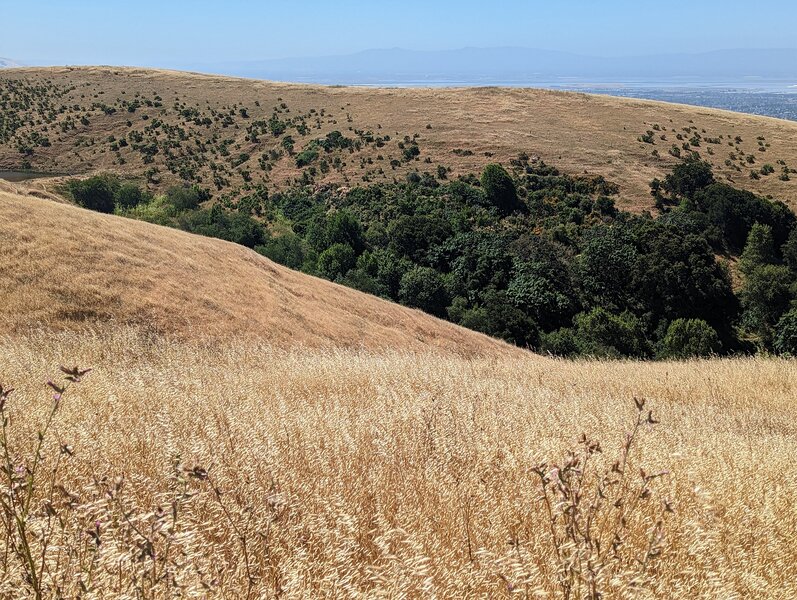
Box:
[659,318,721,358]
[295,147,319,167]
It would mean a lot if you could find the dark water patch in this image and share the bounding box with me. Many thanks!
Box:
[0,170,56,182]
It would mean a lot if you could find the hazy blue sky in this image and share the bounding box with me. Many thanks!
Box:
[3,0,796,65]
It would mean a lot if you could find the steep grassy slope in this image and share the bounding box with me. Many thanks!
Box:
[0,187,514,354]
[2,66,797,210]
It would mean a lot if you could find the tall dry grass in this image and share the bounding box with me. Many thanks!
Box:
[1,327,796,598]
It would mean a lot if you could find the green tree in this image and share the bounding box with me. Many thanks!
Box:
[576,226,639,312]
[68,175,119,213]
[740,264,793,347]
[114,183,146,209]
[539,328,579,357]
[398,266,449,317]
[774,309,797,355]
[326,211,365,255]
[572,308,648,358]
[632,219,737,334]
[255,233,308,271]
[450,291,539,348]
[781,228,797,273]
[739,223,776,276]
[480,164,520,215]
[663,158,714,198]
[317,243,356,280]
[659,318,721,358]
[167,185,209,211]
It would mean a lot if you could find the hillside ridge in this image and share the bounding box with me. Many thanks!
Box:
[3,66,797,211]
[0,187,518,355]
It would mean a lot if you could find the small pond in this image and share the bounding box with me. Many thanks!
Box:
[0,170,55,182]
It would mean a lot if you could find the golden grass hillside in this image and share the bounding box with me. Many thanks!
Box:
[0,187,513,354]
[3,66,797,211]
[1,328,795,597]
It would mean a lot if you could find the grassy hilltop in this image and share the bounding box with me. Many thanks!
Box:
[2,66,797,211]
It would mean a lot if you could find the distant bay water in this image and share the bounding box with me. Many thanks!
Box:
[253,74,797,121]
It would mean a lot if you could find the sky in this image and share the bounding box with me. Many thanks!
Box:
[3,0,796,66]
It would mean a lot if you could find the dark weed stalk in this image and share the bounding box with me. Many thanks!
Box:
[532,398,672,600]
[0,366,90,600]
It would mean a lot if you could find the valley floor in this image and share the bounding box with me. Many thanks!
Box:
[2,328,795,597]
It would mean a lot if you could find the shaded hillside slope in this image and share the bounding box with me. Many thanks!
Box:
[2,67,797,211]
[0,188,517,354]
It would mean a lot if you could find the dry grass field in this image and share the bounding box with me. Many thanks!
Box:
[0,186,512,355]
[3,67,797,211]
[1,328,796,598]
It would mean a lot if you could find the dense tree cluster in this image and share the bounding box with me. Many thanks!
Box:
[69,156,797,357]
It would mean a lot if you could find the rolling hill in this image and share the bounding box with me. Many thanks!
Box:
[2,66,797,211]
[0,183,515,355]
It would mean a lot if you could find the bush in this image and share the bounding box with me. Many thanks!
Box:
[295,148,319,167]
[659,318,721,358]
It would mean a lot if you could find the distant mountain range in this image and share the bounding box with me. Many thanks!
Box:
[0,57,20,69]
[188,47,797,86]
